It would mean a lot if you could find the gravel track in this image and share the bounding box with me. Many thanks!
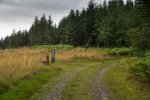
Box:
[92,63,115,100]
[46,63,101,100]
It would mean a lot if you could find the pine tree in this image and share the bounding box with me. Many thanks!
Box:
[86,0,97,46]
[128,0,150,54]
[29,16,39,45]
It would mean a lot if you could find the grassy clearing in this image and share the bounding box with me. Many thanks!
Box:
[103,58,150,100]
[0,46,148,100]
[0,46,107,95]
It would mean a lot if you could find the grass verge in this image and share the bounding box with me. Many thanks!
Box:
[0,67,63,100]
[103,58,150,100]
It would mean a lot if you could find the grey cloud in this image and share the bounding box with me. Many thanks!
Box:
[0,0,97,23]
[0,0,109,38]
[0,0,84,11]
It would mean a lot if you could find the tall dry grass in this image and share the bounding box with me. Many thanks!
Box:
[55,47,107,61]
[0,47,107,88]
[0,48,45,87]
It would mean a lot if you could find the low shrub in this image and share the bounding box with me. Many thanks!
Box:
[132,59,150,83]
[107,48,133,56]
[145,50,150,57]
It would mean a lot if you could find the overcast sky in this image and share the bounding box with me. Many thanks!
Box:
[0,0,127,38]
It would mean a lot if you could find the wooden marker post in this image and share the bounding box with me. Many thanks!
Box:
[51,49,56,63]
[46,55,49,64]
[43,55,49,65]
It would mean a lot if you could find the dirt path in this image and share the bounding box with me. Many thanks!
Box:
[46,63,101,100]
[92,63,115,100]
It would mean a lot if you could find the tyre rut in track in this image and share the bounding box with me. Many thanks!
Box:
[92,63,116,100]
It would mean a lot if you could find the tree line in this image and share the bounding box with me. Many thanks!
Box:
[0,0,149,53]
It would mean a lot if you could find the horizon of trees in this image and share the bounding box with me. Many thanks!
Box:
[0,0,149,53]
